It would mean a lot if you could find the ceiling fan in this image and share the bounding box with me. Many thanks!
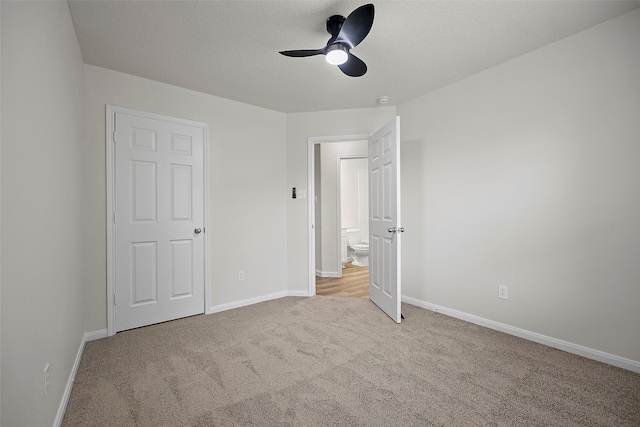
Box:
[279,4,375,77]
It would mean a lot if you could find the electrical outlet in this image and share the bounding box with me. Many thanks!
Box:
[44,363,50,397]
[238,271,245,282]
[498,285,508,300]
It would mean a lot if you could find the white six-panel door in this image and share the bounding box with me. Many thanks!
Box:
[369,117,402,323]
[114,111,205,332]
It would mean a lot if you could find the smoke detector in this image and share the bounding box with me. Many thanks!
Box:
[377,96,390,105]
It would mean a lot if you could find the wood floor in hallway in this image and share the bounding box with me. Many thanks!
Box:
[316,262,369,298]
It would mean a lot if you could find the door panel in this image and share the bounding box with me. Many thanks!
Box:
[171,164,192,220]
[131,241,158,305]
[115,112,205,332]
[369,117,401,323]
[130,160,157,222]
[170,239,193,298]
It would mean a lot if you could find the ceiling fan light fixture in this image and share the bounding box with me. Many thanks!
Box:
[279,4,373,76]
[325,44,349,65]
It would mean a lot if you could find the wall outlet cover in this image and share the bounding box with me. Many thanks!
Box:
[498,285,508,300]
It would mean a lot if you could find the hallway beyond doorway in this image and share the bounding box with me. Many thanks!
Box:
[316,262,369,298]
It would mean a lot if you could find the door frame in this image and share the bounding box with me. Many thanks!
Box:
[307,134,369,296]
[106,105,211,336]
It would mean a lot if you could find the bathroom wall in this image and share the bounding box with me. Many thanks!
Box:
[357,168,369,242]
[340,158,368,231]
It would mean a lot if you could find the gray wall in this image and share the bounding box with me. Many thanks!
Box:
[398,9,640,361]
[1,2,86,425]
[83,65,288,327]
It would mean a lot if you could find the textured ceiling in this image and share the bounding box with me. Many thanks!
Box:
[68,1,640,113]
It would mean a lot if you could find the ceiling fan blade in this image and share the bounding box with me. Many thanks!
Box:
[338,52,367,77]
[279,49,325,58]
[335,4,374,49]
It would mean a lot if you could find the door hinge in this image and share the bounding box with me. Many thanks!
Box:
[113,294,116,305]
[113,130,117,142]
[113,212,116,223]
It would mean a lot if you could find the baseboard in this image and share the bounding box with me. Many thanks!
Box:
[316,270,341,278]
[287,290,311,297]
[83,329,108,342]
[210,291,310,314]
[53,329,108,427]
[401,295,640,374]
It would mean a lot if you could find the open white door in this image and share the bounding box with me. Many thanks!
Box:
[368,117,402,323]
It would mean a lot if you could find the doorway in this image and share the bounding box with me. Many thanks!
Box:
[316,156,369,297]
[307,135,370,298]
[308,117,402,321]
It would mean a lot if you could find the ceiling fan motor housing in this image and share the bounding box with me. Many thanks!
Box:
[327,15,346,43]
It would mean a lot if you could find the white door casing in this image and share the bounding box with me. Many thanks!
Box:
[368,117,402,323]
[107,107,208,333]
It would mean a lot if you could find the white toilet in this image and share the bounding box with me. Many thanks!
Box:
[346,229,369,267]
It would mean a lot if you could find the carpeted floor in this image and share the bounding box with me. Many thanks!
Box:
[63,296,640,426]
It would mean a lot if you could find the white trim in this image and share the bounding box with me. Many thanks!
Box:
[106,107,116,335]
[307,135,369,298]
[203,124,212,314]
[83,329,108,342]
[53,329,108,427]
[402,295,640,374]
[210,291,310,314]
[105,105,210,335]
[287,290,310,297]
[316,270,342,278]
[335,155,342,279]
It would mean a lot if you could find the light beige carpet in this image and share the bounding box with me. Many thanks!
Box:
[63,296,640,426]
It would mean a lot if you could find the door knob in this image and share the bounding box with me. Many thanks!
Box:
[399,227,405,233]
[387,227,396,233]
[194,228,202,234]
